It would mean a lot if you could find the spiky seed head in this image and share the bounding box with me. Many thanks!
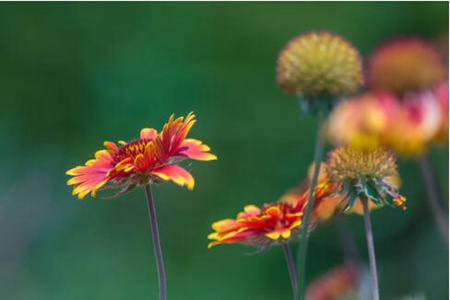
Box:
[325,147,398,183]
[277,31,364,98]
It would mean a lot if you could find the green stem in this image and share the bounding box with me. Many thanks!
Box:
[418,154,449,246]
[337,220,362,266]
[283,244,299,300]
[297,110,325,299]
[361,196,379,300]
[144,184,167,300]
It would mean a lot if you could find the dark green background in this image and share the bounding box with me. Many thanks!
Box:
[0,2,448,299]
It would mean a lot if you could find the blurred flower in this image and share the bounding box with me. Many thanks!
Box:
[327,93,394,151]
[66,112,217,199]
[207,202,303,248]
[384,87,444,155]
[327,83,448,156]
[433,82,449,142]
[325,147,406,210]
[368,37,446,94]
[306,264,360,300]
[277,31,363,99]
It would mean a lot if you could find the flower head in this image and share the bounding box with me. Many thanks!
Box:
[327,84,447,156]
[277,31,363,99]
[208,165,372,250]
[326,147,397,182]
[207,202,303,249]
[368,37,446,94]
[306,264,360,300]
[304,163,382,220]
[433,82,449,142]
[325,147,406,210]
[327,93,394,151]
[383,88,443,155]
[66,112,217,199]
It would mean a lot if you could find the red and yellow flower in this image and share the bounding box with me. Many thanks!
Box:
[327,93,394,151]
[384,86,444,155]
[67,112,217,199]
[327,84,447,156]
[432,82,449,143]
[208,182,338,248]
[207,202,303,248]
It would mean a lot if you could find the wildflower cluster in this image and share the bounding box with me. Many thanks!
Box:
[65,28,446,300]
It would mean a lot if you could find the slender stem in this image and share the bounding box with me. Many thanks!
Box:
[283,244,299,300]
[144,184,167,300]
[297,110,325,300]
[418,155,449,245]
[361,197,379,300]
[337,220,362,266]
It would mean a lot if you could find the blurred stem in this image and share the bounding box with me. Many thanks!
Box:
[418,154,449,246]
[361,196,379,300]
[297,110,325,300]
[337,220,362,266]
[144,184,167,300]
[283,244,299,300]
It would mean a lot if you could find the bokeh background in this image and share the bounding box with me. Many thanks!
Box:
[0,2,448,299]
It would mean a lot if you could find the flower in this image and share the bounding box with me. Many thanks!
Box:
[433,82,449,142]
[208,165,380,250]
[306,264,360,300]
[207,202,303,248]
[325,147,406,210]
[368,37,446,94]
[277,31,363,98]
[208,180,344,249]
[66,112,217,199]
[326,147,397,185]
[327,93,394,151]
[327,84,447,156]
[383,87,443,155]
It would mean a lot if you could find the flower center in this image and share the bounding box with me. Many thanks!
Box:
[113,139,152,163]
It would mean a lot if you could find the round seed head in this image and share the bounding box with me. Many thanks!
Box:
[277,31,364,98]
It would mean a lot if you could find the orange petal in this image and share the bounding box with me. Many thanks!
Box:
[179,139,217,161]
[152,165,195,190]
[104,141,119,152]
[265,231,281,240]
[140,128,158,140]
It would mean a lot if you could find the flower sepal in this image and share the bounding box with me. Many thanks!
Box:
[339,176,407,211]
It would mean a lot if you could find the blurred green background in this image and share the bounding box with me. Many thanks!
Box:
[0,2,448,299]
